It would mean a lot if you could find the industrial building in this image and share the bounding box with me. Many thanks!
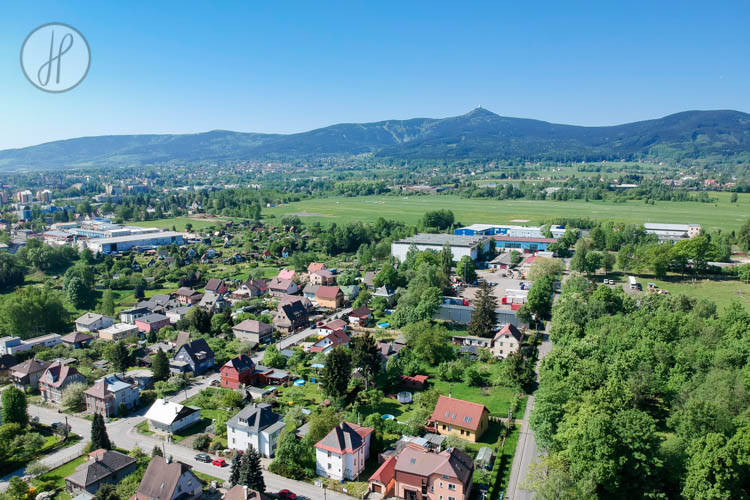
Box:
[391,233,490,262]
[84,231,184,254]
[454,223,566,239]
[493,235,556,252]
[644,223,701,242]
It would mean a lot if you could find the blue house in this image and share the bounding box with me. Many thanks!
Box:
[171,339,215,375]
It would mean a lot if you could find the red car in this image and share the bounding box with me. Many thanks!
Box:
[277,490,297,499]
[212,458,227,467]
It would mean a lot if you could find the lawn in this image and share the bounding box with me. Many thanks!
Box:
[644,276,750,311]
[263,193,750,232]
[32,455,87,499]
[129,217,227,231]
[500,426,521,497]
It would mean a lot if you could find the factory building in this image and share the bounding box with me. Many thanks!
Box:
[391,234,490,262]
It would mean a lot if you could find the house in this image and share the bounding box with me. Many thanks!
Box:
[267,278,299,297]
[310,269,336,286]
[220,354,256,389]
[40,362,87,404]
[75,313,115,333]
[369,446,474,500]
[169,331,192,349]
[348,306,372,327]
[199,291,230,313]
[373,286,396,306]
[61,331,94,349]
[226,403,285,458]
[0,354,18,378]
[98,323,139,341]
[518,255,538,275]
[135,314,170,335]
[171,339,215,375]
[232,319,273,345]
[128,369,154,389]
[315,422,374,480]
[253,366,290,386]
[277,269,296,281]
[309,329,350,354]
[138,294,180,314]
[488,252,512,270]
[400,374,428,390]
[144,399,201,433]
[274,300,309,334]
[10,359,51,390]
[315,286,344,309]
[237,279,267,298]
[174,287,202,305]
[451,335,492,349]
[362,271,376,290]
[319,319,347,335]
[205,278,228,295]
[429,396,489,442]
[491,324,523,359]
[377,342,403,364]
[307,262,327,274]
[302,283,319,300]
[84,374,141,417]
[119,307,150,325]
[20,333,63,351]
[129,456,202,500]
[340,285,359,302]
[65,450,137,495]
[223,485,266,500]
[165,306,191,324]
[0,336,27,355]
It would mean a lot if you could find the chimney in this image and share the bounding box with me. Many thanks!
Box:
[166,456,172,464]
[243,486,248,499]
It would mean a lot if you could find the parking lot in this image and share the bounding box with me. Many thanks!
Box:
[459,269,531,310]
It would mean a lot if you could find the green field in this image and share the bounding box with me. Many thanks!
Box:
[129,217,229,231]
[264,193,750,232]
[637,275,750,312]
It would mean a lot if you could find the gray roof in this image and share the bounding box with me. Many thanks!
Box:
[395,233,488,248]
[66,451,136,488]
[315,422,372,453]
[227,403,284,434]
[135,456,196,500]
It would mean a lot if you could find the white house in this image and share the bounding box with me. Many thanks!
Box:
[391,234,490,263]
[226,403,285,458]
[144,399,202,434]
[75,313,115,333]
[315,422,374,481]
[491,324,523,359]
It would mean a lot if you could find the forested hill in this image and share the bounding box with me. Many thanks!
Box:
[1,108,749,169]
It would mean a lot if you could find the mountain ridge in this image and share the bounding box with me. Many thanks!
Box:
[1,108,748,169]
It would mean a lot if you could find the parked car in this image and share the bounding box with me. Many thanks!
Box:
[210,380,220,387]
[277,490,297,499]
[212,458,227,467]
[194,453,211,463]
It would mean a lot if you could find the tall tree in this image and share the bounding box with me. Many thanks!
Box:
[1,386,28,427]
[350,332,380,389]
[152,348,169,382]
[468,281,498,338]
[240,446,266,493]
[321,346,352,399]
[456,256,477,282]
[101,289,115,316]
[91,412,112,450]
[93,484,121,500]
[108,341,130,372]
[439,244,453,275]
[230,452,242,485]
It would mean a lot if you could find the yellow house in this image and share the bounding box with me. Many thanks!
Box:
[429,395,489,442]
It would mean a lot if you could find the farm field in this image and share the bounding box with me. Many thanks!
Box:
[264,193,750,232]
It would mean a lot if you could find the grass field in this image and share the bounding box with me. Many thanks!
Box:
[263,193,750,232]
[637,275,750,312]
[129,217,228,231]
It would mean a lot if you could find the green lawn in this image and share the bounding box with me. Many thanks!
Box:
[129,217,228,231]
[638,275,750,312]
[263,193,750,232]
[32,455,87,494]
[500,426,521,497]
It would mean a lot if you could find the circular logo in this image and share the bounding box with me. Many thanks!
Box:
[20,23,91,93]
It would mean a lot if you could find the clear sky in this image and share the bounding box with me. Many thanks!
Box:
[1,1,748,149]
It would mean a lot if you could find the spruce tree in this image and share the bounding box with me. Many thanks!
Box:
[351,332,380,389]
[243,446,265,493]
[467,281,498,338]
[321,346,352,399]
[152,348,169,382]
[229,452,242,486]
[91,412,112,450]
[1,386,28,427]
[101,289,115,316]
[440,243,453,275]
[152,445,163,457]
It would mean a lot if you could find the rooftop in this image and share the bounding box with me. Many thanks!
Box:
[395,233,488,247]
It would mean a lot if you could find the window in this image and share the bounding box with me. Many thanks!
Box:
[328,463,331,469]
[327,451,331,458]
[449,484,456,491]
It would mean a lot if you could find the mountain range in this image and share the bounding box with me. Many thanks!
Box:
[1,108,749,170]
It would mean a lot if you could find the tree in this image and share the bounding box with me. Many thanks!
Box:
[271,431,315,478]
[101,289,115,316]
[108,341,130,372]
[0,286,69,338]
[401,321,454,364]
[230,452,242,485]
[1,386,28,427]
[65,276,89,308]
[93,484,121,500]
[263,345,287,369]
[304,408,340,446]
[24,460,50,477]
[91,412,112,450]
[528,257,565,281]
[240,445,265,493]
[0,253,25,290]
[187,306,212,333]
[518,275,554,324]
[62,382,88,412]
[152,348,170,382]
[421,209,454,230]
[730,192,738,203]
[321,346,351,399]
[468,281,498,338]
[350,332,380,389]
[152,445,163,457]
[193,434,211,451]
[6,477,30,500]
[456,256,477,282]
[440,244,453,275]
[373,264,403,290]
[133,283,145,300]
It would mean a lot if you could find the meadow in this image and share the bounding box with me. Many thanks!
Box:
[264,193,750,232]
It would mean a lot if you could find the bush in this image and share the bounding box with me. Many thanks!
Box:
[193,434,211,451]
[140,390,157,407]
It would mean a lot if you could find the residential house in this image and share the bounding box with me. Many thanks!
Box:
[75,313,115,333]
[220,354,256,389]
[400,374,428,390]
[0,336,26,355]
[129,456,202,500]
[277,269,296,281]
[84,374,141,417]
[232,320,273,345]
[373,286,396,306]
[315,422,374,480]
[362,271,376,290]
[61,331,94,349]
[98,323,139,341]
[310,269,336,286]
[174,287,202,305]
[0,354,18,378]
[138,294,179,314]
[65,450,137,495]
[309,329,350,355]
[10,359,51,390]
[253,366,290,386]
[267,278,299,297]
[135,314,170,335]
[236,278,267,298]
[318,319,347,335]
[226,403,285,458]
[128,369,154,389]
[340,285,359,303]
[223,485,266,500]
[205,278,228,295]
[198,291,229,313]
[278,294,314,312]
[429,396,489,442]
[171,339,215,375]
[119,307,150,325]
[144,399,201,433]
[369,446,474,500]
[307,262,327,274]
[166,306,191,324]
[169,331,192,350]
[302,283,319,301]
[273,300,309,334]
[451,335,492,349]
[40,362,87,404]
[491,324,523,359]
[348,306,372,327]
[488,252,512,270]
[315,286,344,309]
[377,342,403,365]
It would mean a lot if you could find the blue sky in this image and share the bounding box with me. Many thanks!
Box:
[1,1,748,149]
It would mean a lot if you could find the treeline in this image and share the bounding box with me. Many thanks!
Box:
[529,276,750,498]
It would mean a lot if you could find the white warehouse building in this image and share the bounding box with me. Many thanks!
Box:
[644,223,701,242]
[84,231,184,254]
[391,233,491,262]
